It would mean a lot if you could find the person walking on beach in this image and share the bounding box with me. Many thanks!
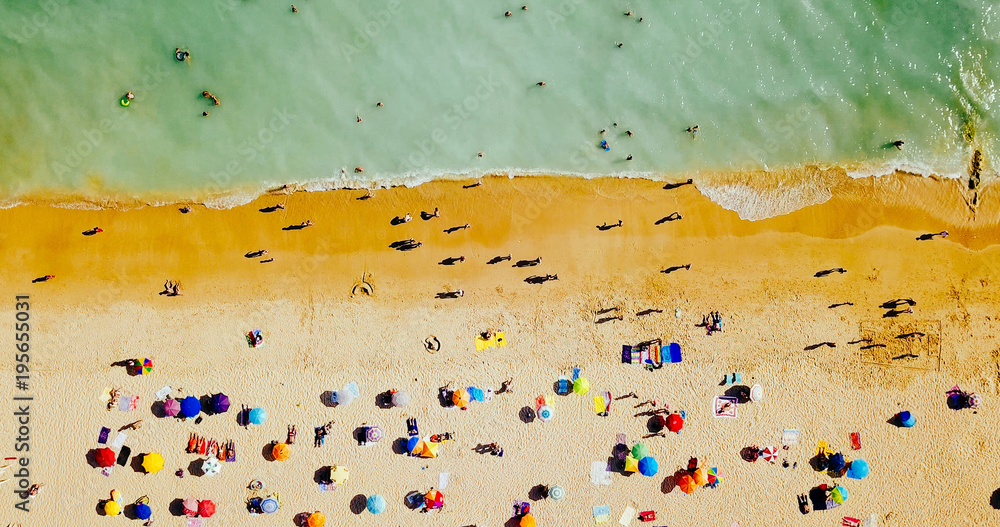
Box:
[917,230,948,240]
[686,125,699,135]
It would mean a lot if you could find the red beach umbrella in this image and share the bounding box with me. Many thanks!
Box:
[198,500,216,517]
[666,413,684,433]
[94,448,116,468]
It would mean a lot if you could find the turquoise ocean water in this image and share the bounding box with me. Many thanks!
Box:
[1,0,998,215]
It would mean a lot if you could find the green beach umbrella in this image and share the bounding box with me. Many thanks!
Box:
[573,377,590,395]
[631,443,649,459]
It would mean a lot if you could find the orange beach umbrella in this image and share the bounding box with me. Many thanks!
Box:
[272,443,291,461]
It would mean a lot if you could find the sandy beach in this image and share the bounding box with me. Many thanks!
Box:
[3,171,1000,526]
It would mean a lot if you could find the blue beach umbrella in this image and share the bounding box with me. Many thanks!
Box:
[847,459,869,479]
[367,494,386,514]
[181,396,201,418]
[637,456,658,477]
[135,503,152,520]
[406,436,420,454]
[248,407,267,425]
[260,497,279,514]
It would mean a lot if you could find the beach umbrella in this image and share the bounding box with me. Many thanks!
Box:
[141,358,153,375]
[330,465,349,485]
[548,485,565,501]
[260,497,279,514]
[666,413,684,433]
[638,456,659,477]
[829,452,846,474]
[202,457,221,476]
[212,393,231,413]
[94,448,116,468]
[163,398,181,417]
[406,436,420,454]
[182,498,199,516]
[104,500,121,516]
[573,377,590,395]
[391,391,410,407]
[135,503,152,520]
[417,440,439,458]
[693,467,708,486]
[181,396,201,418]
[677,473,697,494]
[847,459,869,479]
[750,384,763,402]
[425,490,444,509]
[453,389,470,408]
[335,389,356,406]
[142,452,164,473]
[631,443,649,459]
[537,405,554,422]
[198,500,216,518]
[248,407,267,425]
[366,425,383,443]
[969,394,983,408]
[367,494,386,514]
[307,511,326,527]
[707,467,721,487]
[831,485,849,504]
[272,443,291,461]
[761,446,778,463]
[520,513,536,527]
[624,455,639,473]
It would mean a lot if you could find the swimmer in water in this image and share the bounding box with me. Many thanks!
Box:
[175,48,190,62]
[125,92,135,101]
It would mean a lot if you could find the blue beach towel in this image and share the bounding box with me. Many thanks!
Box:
[667,343,682,363]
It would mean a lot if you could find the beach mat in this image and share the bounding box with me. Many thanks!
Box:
[590,461,612,485]
[619,504,636,525]
[593,505,611,524]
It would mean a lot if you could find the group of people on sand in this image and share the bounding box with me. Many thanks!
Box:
[161,280,183,296]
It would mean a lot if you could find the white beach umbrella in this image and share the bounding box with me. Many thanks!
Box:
[750,384,763,402]
[538,405,554,422]
[202,457,221,476]
[392,391,411,407]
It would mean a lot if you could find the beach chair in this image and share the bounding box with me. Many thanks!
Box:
[850,432,861,450]
[406,418,419,437]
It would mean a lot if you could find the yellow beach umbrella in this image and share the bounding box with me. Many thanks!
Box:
[574,377,590,395]
[272,443,291,461]
[453,389,470,408]
[624,455,639,473]
[307,511,326,527]
[520,513,536,527]
[418,440,439,458]
[330,465,349,485]
[693,467,708,486]
[104,500,121,516]
[142,452,164,473]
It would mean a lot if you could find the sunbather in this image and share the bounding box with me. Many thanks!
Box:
[287,425,297,444]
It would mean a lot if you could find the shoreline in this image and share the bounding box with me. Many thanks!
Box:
[0,163,987,223]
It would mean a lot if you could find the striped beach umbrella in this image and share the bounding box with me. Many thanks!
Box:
[707,467,721,487]
[202,457,221,476]
[761,446,779,463]
[537,405,554,422]
[141,358,153,375]
[366,425,383,443]
[424,490,444,509]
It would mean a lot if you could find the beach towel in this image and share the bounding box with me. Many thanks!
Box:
[861,515,879,527]
[111,432,127,450]
[622,345,631,364]
[649,344,662,364]
[573,367,581,381]
[496,331,507,347]
[438,472,450,490]
[782,429,801,447]
[713,396,738,418]
[318,483,336,491]
[154,386,172,401]
[666,342,682,363]
[468,387,485,402]
[186,519,204,527]
[345,382,360,399]
[630,348,642,364]
[591,461,612,485]
[619,504,636,526]
[593,505,611,524]
[98,427,110,444]
[100,466,113,477]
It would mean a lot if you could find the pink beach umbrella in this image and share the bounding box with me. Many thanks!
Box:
[164,399,181,417]
[182,498,199,517]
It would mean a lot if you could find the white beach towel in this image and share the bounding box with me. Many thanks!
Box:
[862,515,879,527]
[619,504,636,525]
[154,386,172,401]
[111,432,127,450]
[590,461,612,485]
[438,472,450,490]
